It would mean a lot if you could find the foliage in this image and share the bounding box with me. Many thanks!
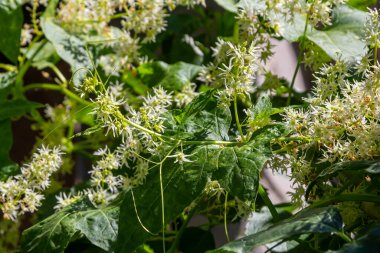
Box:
[0,0,379,253]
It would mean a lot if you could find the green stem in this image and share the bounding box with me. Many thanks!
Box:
[181,140,240,146]
[311,194,380,208]
[0,63,17,72]
[23,83,92,106]
[287,13,309,106]
[258,185,280,222]
[48,63,67,83]
[15,39,47,98]
[374,43,378,66]
[336,231,352,243]
[158,145,179,253]
[233,95,245,141]
[31,0,42,35]
[224,192,230,242]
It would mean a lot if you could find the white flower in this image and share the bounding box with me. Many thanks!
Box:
[169,151,192,164]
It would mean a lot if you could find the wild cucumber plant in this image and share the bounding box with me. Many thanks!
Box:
[1,0,380,252]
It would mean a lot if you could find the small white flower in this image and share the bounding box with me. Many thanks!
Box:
[169,151,192,164]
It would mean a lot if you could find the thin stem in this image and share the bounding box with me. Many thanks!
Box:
[336,231,352,243]
[224,192,230,242]
[31,0,42,35]
[181,140,240,146]
[287,13,309,106]
[234,95,245,141]
[258,185,280,222]
[311,194,380,208]
[23,83,92,106]
[374,43,378,66]
[158,145,179,253]
[48,64,67,84]
[0,63,17,72]
[131,190,158,235]
[15,39,47,97]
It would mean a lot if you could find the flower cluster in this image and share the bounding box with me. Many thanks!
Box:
[54,78,200,208]
[0,146,63,220]
[365,9,380,50]
[199,39,259,107]
[278,57,380,205]
[56,0,205,75]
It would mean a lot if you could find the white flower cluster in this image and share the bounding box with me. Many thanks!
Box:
[55,79,199,209]
[279,59,380,205]
[174,83,198,107]
[199,39,259,107]
[0,146,63,220]
[365,8,380,50]
[56,0,205,75]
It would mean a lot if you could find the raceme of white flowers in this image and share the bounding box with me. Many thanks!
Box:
[198,39,260,107]
[0,146,63,220]
[271,10,380,207]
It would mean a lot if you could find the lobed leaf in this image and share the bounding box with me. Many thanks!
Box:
[21,198,120,253]
[41,19,91,86]
[0,99,42,120]
[209,207,343,253]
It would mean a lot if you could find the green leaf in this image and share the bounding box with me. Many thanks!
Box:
[21,198,120,253]
[278,5,367,63]
[0,119,13,166]
[0,71,17,99]
[211,125,285,200]
[306,160,380,200]
[116,124,284,252]
[0,99,42,120]
[116,150,208,252]
[0,71,16,90]
[214,0,238,13]
[25,41,60,70]
[173,90,232,141]
[137,61,202,91]
[0,163,20,181]
[41,19,91,86]
[209,207,343,253]
[0,3,23,63]
[321,160,380,176]
[347,0,377,11]
[74,205,119,251]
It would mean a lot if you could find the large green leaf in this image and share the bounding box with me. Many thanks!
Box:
[137,61,202,90]
[209,207,343,253]
[116,124,284,252]
[21,198,119,253]
[41,19,91,86]
[172,90,232,141]
[347,0,377,10]
[115,146,211,253]
[279,5,367,63]
[0,99,42,120]
[240,1,367,63]
[0,3,23,63]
